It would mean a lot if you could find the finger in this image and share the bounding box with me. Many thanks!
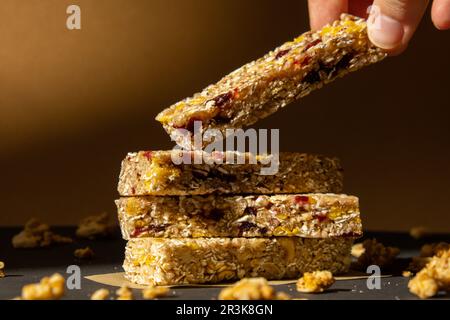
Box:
[308,0,348,30]
[348,0,374,18]
[367,0,430,54]
[431,0,450,30]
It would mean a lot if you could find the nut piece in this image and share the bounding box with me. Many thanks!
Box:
[351,243,365,258]
[142,286,169,299]
[12,219,72,249]
[296,271,335,293]
[353,239,400,269]
[408,242,450,273]
[409,226,428,239]
[90,288,109,300]
[402,271,412,277]
[0,261,5,278]
[74,247,95,259]
[21,273,65,300]
[219,278,289,300]
[408,248,450,299]
[76,212,115,239]
[116,286,133,300]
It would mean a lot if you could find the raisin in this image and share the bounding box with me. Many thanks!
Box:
[210,169,237,182]
[275,49,290,59]
[210,91,233,108]
[148,224,168,233]
[131,187,136,195]
[207,209,224,221]
[238,222,257,234]
[319,53,353,78]
[303,70,321,84]
[259,227,268,235]
[244,207,257,216]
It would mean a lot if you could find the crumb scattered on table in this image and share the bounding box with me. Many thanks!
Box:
[12,218,72,249]
[116,286,133,300]
[353,239,400,269]
[351,243,365,258]
[296,270,335,293]
[219,277,290,300]
[402,271,412,277]
[0,261,5,278]
[142,286,169,299]
[408,247,450,299]
[74,246,95,259]
[76,212,115,239]
[409,226,428,239]
[21,273,65,300]
[90,288,109,300]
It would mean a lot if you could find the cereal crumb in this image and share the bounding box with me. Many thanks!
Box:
[402,271,412,277]
[219,278,289,300]
[420,242,449,257]
[76,212,115,239]
[142,286,169,299]
[354,239,400,269]
[409,226,428,239]
[74,246,95,259]
[408,248,450,299]
[116,286,133,300]
[12,219,72,249]
[90,288,109,300]
[21,273,65,300]
[296,270,335,293]
[0,261,5,278]
[351,243,365,258]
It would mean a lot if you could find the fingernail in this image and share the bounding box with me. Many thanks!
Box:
[367,9,404,50]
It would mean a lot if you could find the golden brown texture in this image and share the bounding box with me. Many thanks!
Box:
[118,151,344,196]
[156,14,386,145]
[296,270,335,293]
[219,278,289,300]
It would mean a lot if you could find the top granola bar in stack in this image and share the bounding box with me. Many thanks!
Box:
[156,14,386,145]
[118,150,343,196]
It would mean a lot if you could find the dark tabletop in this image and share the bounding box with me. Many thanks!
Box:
[0,227,449,300]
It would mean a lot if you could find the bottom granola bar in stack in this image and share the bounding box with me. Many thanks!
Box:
[117,151,361,286]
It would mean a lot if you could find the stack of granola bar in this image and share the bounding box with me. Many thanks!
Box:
[116,14,385,286]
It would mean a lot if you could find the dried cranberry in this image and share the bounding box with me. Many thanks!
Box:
[131,187,136,195]
[244,207,257,216]
[315,214,328,223]
[143,151,152,161]
[294,196,309,205]
[303,39,321,52]
[275,49,290,59]
[341,232,361,238]
[303,70,321,84]
[131,226,149,237]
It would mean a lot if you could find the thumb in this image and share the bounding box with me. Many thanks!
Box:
[367,0,429,54]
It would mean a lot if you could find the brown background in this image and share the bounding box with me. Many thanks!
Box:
[0,0,449,231]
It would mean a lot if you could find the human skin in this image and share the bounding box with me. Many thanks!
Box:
[308,0,450,54]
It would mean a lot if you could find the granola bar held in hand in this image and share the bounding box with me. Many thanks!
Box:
[118,151,343,196]
[123,237,353,286]
[156,14,386,144]
[116,194,361,239]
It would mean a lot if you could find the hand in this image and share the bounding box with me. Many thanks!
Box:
[308,0,450,54]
